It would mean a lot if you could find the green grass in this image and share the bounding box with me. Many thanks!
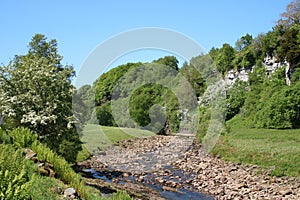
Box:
[109,191,133,200]
[30,176,65,200]
[81,124,155,153]
[76,145,92,162]
[212,116,300,177]
[30,175,133,200]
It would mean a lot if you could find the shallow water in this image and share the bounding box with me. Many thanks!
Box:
[82,167,214,200]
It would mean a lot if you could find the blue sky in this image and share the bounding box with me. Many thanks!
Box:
[0,0,290,85]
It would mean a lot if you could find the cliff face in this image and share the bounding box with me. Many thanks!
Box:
[225,68,251,85]
[224,55,289,86]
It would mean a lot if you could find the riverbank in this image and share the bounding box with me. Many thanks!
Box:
[78,134,300,199]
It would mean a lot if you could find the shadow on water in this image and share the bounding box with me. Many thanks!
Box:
[82,167,214,200]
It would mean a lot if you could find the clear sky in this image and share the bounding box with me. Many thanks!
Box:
[0,0,291,78]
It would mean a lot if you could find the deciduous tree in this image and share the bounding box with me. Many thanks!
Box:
[0,34,81,162]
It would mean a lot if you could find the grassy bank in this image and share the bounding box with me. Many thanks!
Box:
[81,124,155,153]
[0,127,134,200]
[212,116,300,177]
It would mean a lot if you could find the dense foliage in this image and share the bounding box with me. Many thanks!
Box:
[241,67,300,128]
[225,80,247,120]
[90,1,300,132]
[207,0,300,129]
[94,62,143,106]
[0,34,81,162]
[179,62,206,97]
[91,56,200,134]
[0,127,88,199]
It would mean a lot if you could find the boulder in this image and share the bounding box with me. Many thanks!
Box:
[64,188,77,199]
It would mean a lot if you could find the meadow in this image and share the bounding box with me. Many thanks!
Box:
[81,124,155,153]
[212,116,300,177]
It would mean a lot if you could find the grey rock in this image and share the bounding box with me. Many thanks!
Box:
[64,187,76,197]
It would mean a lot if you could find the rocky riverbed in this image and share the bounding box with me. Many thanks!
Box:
[78,134,300,199]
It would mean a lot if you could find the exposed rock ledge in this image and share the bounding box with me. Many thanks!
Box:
[224,55,289,86]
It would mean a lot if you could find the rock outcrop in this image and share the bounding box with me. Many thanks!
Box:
[225,68,251,86]
[224,55,288,86]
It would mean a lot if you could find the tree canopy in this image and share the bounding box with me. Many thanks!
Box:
[0,34,81,162]
[90,56,201,134]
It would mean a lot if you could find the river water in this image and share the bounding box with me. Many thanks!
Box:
[82,167,214,200]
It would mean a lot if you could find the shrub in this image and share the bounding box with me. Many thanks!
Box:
[8,127,38,148]
[0,128,11,144]
[197,107,211,141]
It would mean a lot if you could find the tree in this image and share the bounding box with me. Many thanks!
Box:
[241,65,267,125]
[278,0,300,27]
[129,83,180,134]
[215,43,235,75]
[261,30,281,57]
[179,62,206,97]
[232,47,254,70]
[129,84,162,127]
[242,66,300,129]
[93,58,184,134]
[226,80,247,120]
[96,103,116,126]
[276,24,300,85]
[277,24,300,68]
[251,33,265,60]
[73,84,95,124]
[235,34,253,52]
[209,47,220,61]
[251,82,300,129]
[0,34,81,162]
[190,54,219,84]
[94,62,142,106]
[153,56,179,71]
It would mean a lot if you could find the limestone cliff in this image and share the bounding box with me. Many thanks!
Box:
[224,55,290,86]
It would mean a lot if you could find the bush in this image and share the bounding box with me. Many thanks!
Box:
[7,127,38,148]
[96,103,116,126]
[197,107,211,141]
[242,68,300,129]
[40,128,82,163]
[225,80,247,120]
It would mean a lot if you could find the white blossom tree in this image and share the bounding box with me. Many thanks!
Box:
[0,34,81,162]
